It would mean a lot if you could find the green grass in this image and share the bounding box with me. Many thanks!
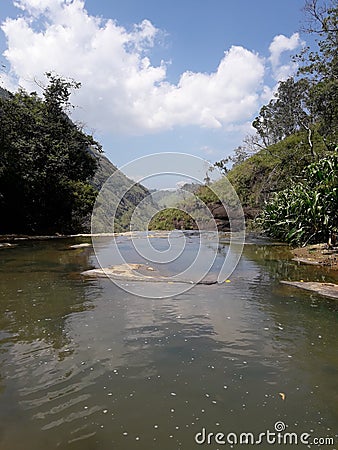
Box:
[225,131,327,208]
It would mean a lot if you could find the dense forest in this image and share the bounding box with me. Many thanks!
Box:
[151,0,337,246]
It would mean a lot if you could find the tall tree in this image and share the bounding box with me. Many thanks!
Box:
[252,78,312,148]
[297,0,338,147]
[252,1,337,153]
[0,74,101,234]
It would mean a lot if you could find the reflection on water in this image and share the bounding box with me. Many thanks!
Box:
[0,234,337,449]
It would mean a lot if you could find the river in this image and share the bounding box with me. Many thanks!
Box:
[0,233,337,449]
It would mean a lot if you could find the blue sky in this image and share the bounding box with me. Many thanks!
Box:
[0,0,311,185]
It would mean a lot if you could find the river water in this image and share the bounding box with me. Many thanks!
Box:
[0,233,337,449]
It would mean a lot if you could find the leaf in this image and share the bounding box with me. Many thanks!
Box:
[278,392,286,401]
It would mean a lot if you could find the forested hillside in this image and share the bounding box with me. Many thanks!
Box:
[90,150,152,233]
[0,76,150,234]
[223,0,338,246]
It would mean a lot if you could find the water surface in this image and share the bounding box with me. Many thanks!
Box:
[0,234,337,449]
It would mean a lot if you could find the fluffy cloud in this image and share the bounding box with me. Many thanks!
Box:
[269,32,304,81]
[1,0,300,135]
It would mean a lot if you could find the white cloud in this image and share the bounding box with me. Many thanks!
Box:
[1,0,298,136]
[268,32,304,81]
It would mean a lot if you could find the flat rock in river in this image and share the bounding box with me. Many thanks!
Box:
[281,281,338,299]
[69,243,92,249]
[81,263,217,285]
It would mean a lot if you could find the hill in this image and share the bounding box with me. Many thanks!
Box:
[0,83,150,234]
[224,131,328,211]
[89,149,152,232]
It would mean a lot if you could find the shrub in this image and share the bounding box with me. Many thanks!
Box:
[257,151,338,246]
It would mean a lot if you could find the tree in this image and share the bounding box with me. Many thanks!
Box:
[212,0,337,246]
[0,74,102,234]
[252,78,313,151]
[299,0,338,81]
[297,0,338,147]
[251,1,338,153]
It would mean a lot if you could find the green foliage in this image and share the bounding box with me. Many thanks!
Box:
[257,151,338,245]
[201,2,338,241]
[69,181,98,231]
[298,1,338,82]
[149,208,197,231]
[43,72,81,113]
[249,2,338,154]
[308,78,338,148]
[0,74,101,234]
[252,78,312,147]
[195,185,218,204]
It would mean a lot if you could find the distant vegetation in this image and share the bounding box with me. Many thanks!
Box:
[149,208,197,230]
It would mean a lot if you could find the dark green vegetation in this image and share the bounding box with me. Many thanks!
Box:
[0,74,100,234]
[0,75,149,234]
[257,152,337,245]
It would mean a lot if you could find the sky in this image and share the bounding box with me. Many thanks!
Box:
[0,0,312,186]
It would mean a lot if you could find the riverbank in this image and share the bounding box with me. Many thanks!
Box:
[292,243,338,270]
